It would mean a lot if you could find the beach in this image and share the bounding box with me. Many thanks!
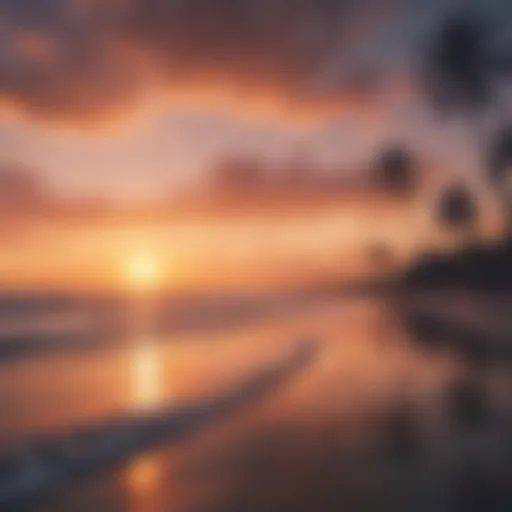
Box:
[2,292,511,511]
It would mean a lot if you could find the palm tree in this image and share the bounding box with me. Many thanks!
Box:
[424,14,491,115]
[436,185,478,232]
[374,146,416,197]
[489,126,512,181]
[426,13,512,230]
[487,126,512,228]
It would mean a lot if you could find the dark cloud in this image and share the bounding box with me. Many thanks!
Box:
[0,0,511,126]
[126,0,366,88]
[0,0,399,124]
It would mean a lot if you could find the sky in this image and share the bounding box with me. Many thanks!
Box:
[1,0,510,200]
[1,0,512,293]
[0,111,389,200]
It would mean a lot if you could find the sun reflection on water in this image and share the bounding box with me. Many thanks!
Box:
[127,451,165,512]
[131,340,163,411]
[126,331,167,512]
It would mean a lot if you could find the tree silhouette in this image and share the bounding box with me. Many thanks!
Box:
[436,185,477,232]
[374,146,416,196]
[424,14,491,114]
[488,125,512,230]
[488,126,512,184]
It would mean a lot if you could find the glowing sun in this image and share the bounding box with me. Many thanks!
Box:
[125,253,161,292]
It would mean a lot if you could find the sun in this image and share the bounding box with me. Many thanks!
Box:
[125,253,161,292]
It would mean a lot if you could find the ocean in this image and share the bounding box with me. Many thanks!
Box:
[1,292,512,511]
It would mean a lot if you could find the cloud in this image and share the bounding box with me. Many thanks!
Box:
[0,163,49,209]
[0,0,404,126]
[1,0,511,128]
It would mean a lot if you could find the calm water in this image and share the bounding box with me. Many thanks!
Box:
[2,294,512,511]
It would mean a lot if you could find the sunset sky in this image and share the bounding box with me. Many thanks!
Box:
[0,0,511,292]
[1,0,509,199]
